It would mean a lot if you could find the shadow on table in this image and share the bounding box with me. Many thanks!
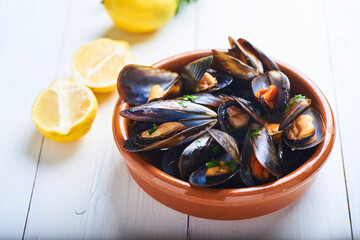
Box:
[102,26,155,45]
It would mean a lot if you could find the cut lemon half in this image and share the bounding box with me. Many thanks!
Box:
[31,79,98,142]
[72,38,135,93]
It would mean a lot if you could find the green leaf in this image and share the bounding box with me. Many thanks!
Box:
[295,94,306,100]
[212,146,220,155]
[183,95,199,103]
[248,129,261,138]
[148,124,158,135]
[224,160,237,171]
[178,100,187,108]
[176,0,198,15]
[206,158,221,169]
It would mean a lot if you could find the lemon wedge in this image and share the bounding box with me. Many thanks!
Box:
[31,79,98,142]
[72,38,135,93]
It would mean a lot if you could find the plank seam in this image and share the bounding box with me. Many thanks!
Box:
[21,0,74,238]
[22,137,43,240]
[322,0,354,239]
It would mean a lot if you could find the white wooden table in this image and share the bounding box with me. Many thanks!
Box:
[1,0,359,239]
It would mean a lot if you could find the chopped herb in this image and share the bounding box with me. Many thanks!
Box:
[284,94,307,112]
[212,146,220,155]
[196,140,202,148]
[183,95,199,103]
[224,160,237,171]
[148,124,158,135]
[178,100,187,108]
[206,158,221,169]
[206,158,237,171]
[248,129,261,138]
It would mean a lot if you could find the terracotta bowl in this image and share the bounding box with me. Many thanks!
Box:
[112,49,335,220]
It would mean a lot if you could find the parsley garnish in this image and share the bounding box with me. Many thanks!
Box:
[224,160,237,171]
[206,158,237,171]
[178,100,187,108]
[206,158,221,168]
[212,146,220,154]
[183,95,199,103]
[248,129,261,138]
[148,124,158,135]
[196,140,202,148]
[284,94,306,112]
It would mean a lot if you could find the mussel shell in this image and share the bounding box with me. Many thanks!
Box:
[118,64,179,106]
[188,153,240,187]
[207,128,241,164]
[176,92,233,110]
[283,107,325,151]
[240,134,267,187]
[251,71,291,112]
[278,97,311,131]
[218,100,249,141]
[162,144,189,179]
[228,36,264,73]
[120,100,217,122]
[232,96,267,126]
[248,123,282,177]
[279,136,316,175]
[196,73,233,93]
[212,50,261,81]
[178,133,217,181]
[123,120,217,152]
[237,38,280,72]
[181,56,213,92]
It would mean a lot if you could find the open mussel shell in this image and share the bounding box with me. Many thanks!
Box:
[120,100,217,122]
[212,50,261,81]
[228,36,264,74]
[218,100,249,140]
[232,96,267,126]
[283,107,325,151]
[279,96,311,131]
[176,92,233,110]
[178,133,217,181]
[181,56,213,92]
[207,128,241,164]
[200,73,233,93]
[248,123,282,177]
[251,71,291,112]
[240,134,268,187]
[123,119,217,152]
[118,64,179,106]
[188,153,240,187]
[237,38,280,72]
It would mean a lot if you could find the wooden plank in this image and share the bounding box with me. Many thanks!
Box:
[188,0,352,239]
[0,0,72,238]
[324,0,360,238]
[23,0,196,238]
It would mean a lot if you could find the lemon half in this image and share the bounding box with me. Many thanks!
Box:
[103,0,178,33]
[72,38,135,93]
[31,79,98,142]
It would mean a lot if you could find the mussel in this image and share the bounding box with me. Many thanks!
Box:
[283,107,325,151]
[251,71,291,112]
[240,123,282,186]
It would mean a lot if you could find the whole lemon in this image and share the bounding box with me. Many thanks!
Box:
[103,0,178,33]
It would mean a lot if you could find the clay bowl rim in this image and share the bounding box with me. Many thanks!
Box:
[112,49,336,203]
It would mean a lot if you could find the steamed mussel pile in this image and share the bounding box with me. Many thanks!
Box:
[117,37,326,188]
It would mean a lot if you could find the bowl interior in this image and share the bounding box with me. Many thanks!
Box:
[113,49,335,202]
